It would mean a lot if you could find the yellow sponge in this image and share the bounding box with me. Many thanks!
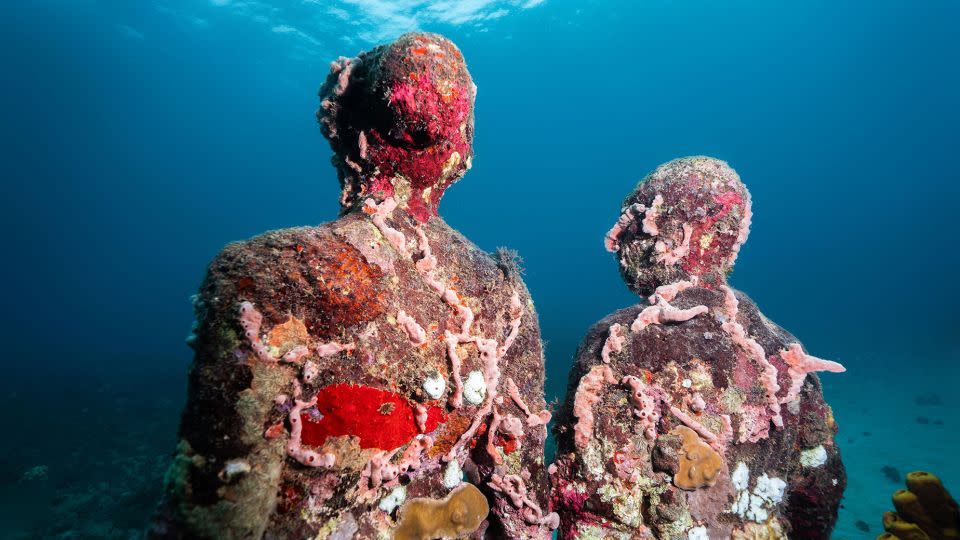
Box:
[878,471,959,540]
[393,483,489,540]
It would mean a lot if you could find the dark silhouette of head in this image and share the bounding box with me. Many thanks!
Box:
[318,33,475,222]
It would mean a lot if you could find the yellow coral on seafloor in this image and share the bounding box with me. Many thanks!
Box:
[878,471,960,540]
[393,483,490,540]
[671,425,722,490]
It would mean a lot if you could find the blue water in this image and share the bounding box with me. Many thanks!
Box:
[2,1,958,538]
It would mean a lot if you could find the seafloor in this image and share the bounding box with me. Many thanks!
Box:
[2,352,957,538]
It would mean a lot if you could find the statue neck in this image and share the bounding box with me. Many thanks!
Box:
[342,175,446,223]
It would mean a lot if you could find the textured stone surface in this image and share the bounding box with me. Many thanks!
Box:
[149,33,553,540]
[552,157,846,539]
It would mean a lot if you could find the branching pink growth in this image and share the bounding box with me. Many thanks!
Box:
[413,403,429,433]
[655,222,693,265]
[371,450,400,486]
[302,360,319,384]
[357,449,400,502]
[358,130,368,159]
[443,398,491,462]
[455,303,475,337]
[413,229,495,412]
[572,365,617,449]
[314,341,355,356]
[444,336,503,462]
[321,100,337,140]
[631,295,708,332]
[435,280,476,411]
[720,414,733,448]
[397,436,433,475]
[658,297,707,323]
[621,375,663,441]
[332,57,352,96]
[668,404,721,448]
[443,331,465,408]
[359,438,435,503]
[729,192,753,263]
[487,473,528,509]
[344,155,362,173]
[339,180,352,206]
[410,227,524,463]
[396,310,427,345]
[506,377,533,416]
[527,509,560,530]
[630,306,659,332]
[721,286,782,430]
[441,289,522,459]
[600,323,626,364]
[501,414,524,438]
[604,203,645,252]
[363,197,407,255]
[441,289,474,337]
[238,304,351,365]
[486,404,504,464]
[643,194,664,236]
[280,345,309,364]
[287,381,336,468]
[649,277,699,304]
[488,474,559,529]
[414,227,444,294]
[779,343,845,405]
[477,337,500,391]
[506,377,551,427]
[498,292,524,357]
[238,301,275,363]
[610,442,644,483]
[687,392,706,413]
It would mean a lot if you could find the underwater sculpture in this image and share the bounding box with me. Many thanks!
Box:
[551,157,847,539]
[877,471,959,540]
[149,33,556,539]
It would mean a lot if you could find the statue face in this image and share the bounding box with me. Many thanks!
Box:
[376,33,475,150]
[318,32,476,220]
[612,157,752,295]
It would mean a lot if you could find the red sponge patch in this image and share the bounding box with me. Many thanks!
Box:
[300,384,445,450]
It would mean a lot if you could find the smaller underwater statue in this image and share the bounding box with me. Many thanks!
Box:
[550,157,846,539]
[149,33,556,539]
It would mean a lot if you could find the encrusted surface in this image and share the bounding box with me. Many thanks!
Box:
[552,157,846,539]
[149,32,553,540]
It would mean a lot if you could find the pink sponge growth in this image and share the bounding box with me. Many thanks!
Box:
[571,365,617,449]
[780,343,846,405]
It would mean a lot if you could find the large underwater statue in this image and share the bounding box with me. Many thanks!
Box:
[149,33,556,539]
[550,157,847,539]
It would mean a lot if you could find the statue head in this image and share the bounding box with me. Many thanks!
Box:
[607,157,752,296]
[318,33,475,222]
